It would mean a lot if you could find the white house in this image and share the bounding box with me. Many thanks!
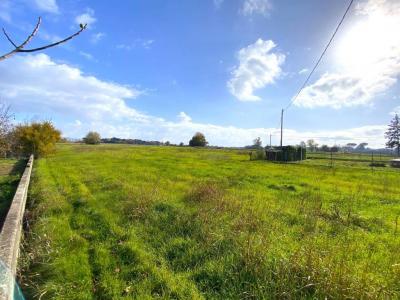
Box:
[390,159,400,168]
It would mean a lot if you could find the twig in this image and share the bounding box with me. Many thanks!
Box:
[0,17,42,61]
[18,17,42,49]
[0,17,86,62]
[2,28,18,48]
[19,26,86,52]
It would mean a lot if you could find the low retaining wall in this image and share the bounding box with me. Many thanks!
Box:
[0,155,34,300]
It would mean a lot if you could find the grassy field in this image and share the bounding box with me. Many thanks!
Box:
[307,151,394,164]
[305,151,396,169]
[0,159,24,228]
[19,144,400,299]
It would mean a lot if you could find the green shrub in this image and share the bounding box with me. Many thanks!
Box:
[83,131,101,145]
[189,132,207,147]
[12,121,61,158]
[250,149,266,160]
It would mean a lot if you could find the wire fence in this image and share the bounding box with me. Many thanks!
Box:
[308,151,394,162]
[304,151,397,169]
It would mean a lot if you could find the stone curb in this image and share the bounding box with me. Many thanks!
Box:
[0,155,34,300]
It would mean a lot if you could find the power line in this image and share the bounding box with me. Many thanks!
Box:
[279,0,355,147]
[284,0,355,111]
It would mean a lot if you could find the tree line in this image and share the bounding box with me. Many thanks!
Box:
[302,114,399,155]
[82,131,209,147]
[1,102,399,157]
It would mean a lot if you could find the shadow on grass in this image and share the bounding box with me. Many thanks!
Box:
[0,159,26,231]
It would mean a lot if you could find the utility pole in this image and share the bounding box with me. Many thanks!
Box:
[270,133,272,148]
[280,109,284,148]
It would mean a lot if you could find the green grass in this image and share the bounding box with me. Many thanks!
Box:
[19,144,400,299]
[0,159,25,228]
[307,151,394,163]
[304,151,396,169]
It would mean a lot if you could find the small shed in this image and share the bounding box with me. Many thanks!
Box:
[265,146,306,162]
[390,159,400,168]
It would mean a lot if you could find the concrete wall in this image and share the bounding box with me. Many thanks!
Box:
[0,155,34,300]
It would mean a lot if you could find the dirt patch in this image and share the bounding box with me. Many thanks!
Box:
[0,164,13,176]
[0,160,26,176]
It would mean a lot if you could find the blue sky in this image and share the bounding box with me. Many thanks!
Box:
[0,0,399,147]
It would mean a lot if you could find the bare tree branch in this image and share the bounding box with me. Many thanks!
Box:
[2,28,18,48]
[19,26,86,53]
[0,17,86,62]
[0,102,13,157]
[18,17,42,49]
[0,17,42,61]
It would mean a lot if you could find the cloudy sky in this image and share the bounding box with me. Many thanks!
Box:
[0,0,399,147]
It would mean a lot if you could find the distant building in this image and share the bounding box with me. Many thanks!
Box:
[390,159,400,168]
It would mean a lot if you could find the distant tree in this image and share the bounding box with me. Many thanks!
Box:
[342,142,357,153]
[0,103,13,157]
[179,142,184,147]
[307,139,318,152]
[320,145,330,152]
[165,141,170,146]
[356,142,368,151]
[300,141,306,148]
[189,132,207,147]
[346,143,357,148]
[84,131,101,145]
[12,121,61,157]
[253,137,262,148]
[385,114,400,156]
[331,145,340,152]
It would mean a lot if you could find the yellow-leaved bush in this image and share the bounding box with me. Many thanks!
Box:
[13,121,61,158]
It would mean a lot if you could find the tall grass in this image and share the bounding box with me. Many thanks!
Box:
[18,144,400,299]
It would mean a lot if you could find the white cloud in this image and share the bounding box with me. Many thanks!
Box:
[90,32,105,44]
[116,39,155,51]
[178,112,192,123]
[79,51,96,62]
[142,39,154,49]
[391,106,400,116]
[228,39,285,101]
[240,0,272,17]
[75,8,96,27]
[295,0,400,108]
[116,44,132,51]
[0,54,387,147]
[295,72,395,109]
[33,0,59,14]
[0,54,144,122]
[0,0,11,22]
[0,0,59,22]
[298,68,308,75]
